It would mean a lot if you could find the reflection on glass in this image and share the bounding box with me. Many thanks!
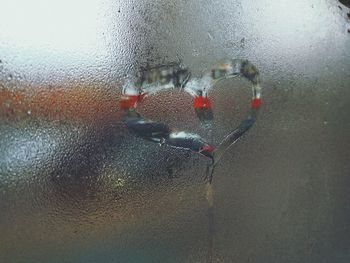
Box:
[1,0,350,262]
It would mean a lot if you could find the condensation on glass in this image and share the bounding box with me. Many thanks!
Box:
[0,0,350,262]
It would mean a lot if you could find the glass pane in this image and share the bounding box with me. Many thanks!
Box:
[1,0,349,262]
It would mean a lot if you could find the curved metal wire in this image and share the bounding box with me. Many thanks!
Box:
[120,59,262,170]
[120,59,262,263]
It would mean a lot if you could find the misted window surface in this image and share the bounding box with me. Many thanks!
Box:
[1,0,349,262]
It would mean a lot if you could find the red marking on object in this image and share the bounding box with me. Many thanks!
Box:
[120,95,138,109]
[201,145,215,153]
[119,94,147,110]
[251,98,262,109]
[194,96,211,109]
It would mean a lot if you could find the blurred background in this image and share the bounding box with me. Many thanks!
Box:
[0,0,350,262]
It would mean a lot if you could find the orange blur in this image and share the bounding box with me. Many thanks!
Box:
[0,86,122,123]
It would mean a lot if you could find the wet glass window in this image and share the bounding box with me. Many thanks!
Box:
[1,0,350,262]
